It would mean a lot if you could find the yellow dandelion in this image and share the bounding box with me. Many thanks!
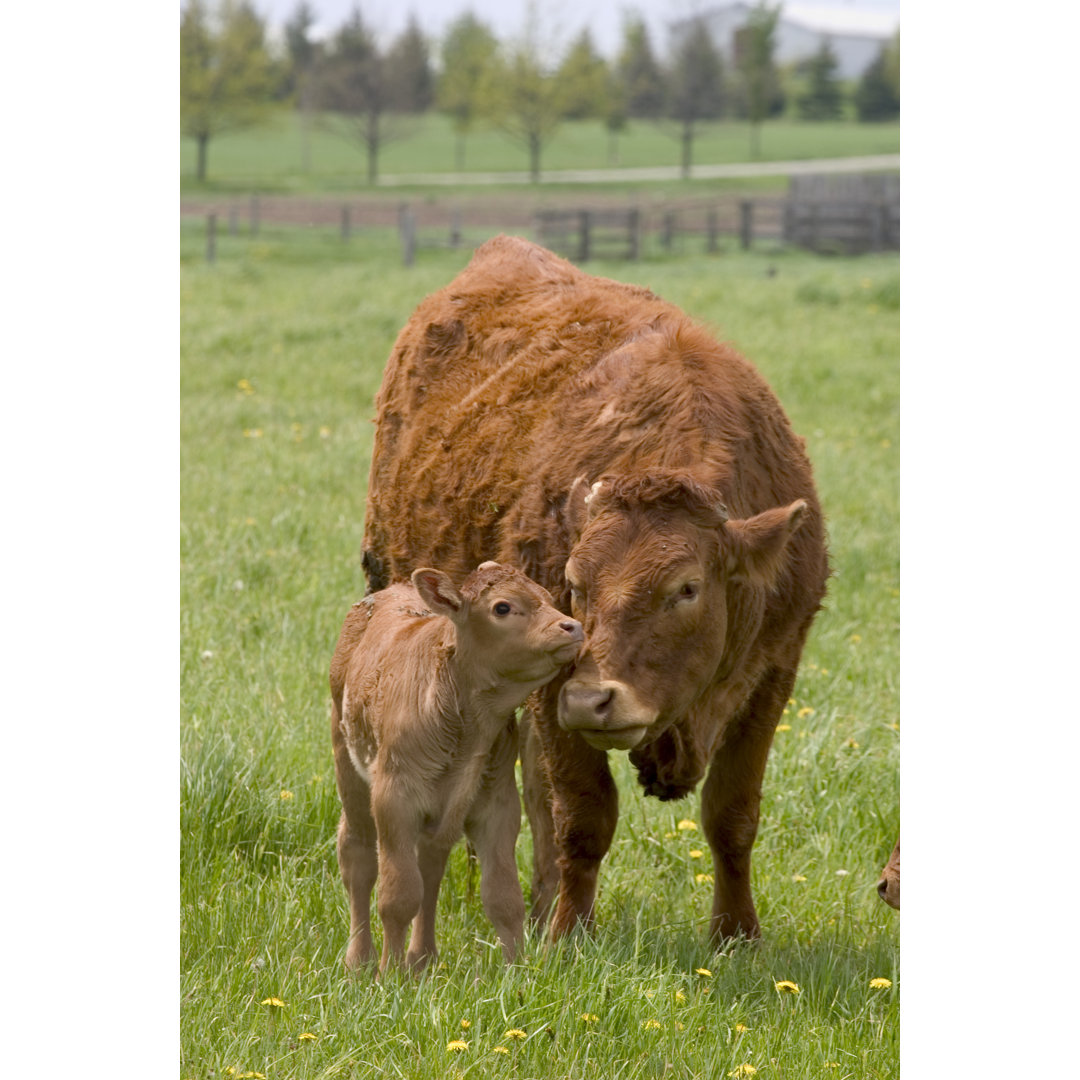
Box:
[243,428,263,439]
[493,1046,510,1054]
[774,980,800,994]
[880,439,891,448]
[260,997,286,1007]
[850,634,862,644]
[225,1070,237,1077]
[844,739,860,749]
[245,517,256,526]
[735,1023,749,1033]
[792,874,807,883]
[580,1013,599,1023]
[319,426,331,438]
[729,1065,757,1078]
[676,1021,685,1031]
[788,698,796,706]
[237,378,255,395]
[689,849,704,859]
[447,1039,470,1052]
[869,977,893,989]
[280,790,294,800]
[821,668,829,675]
[675,990,687,1003]
[298,1032,316,1041]
[642,1019,662,1030]
[695,968,713,977]
[239,1073,265,1079]
[677,819,697,831]
[695,872,713,884]
[825,1063,840,1069]
[797,707,814,719]
[663,831,676,839]
[644,989,655,998]
[775,724,792,732]
[504,1029,527,1040]
[890,722,899,730]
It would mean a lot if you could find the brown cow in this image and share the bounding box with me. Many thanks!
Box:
[362,235,829,943]
[330,561,583,973]
[877,839,900,909]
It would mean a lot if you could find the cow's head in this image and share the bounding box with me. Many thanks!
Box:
[557,471,807,751]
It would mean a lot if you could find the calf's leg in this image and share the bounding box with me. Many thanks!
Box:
[405,837,452,970]
[465,731,526,960]
[373,789,423,974]
[701,667,795,942]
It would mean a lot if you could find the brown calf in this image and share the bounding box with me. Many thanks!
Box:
[330,561,582,973]
[877,839,900,909]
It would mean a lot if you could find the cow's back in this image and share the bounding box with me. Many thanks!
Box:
[363,235,824,619]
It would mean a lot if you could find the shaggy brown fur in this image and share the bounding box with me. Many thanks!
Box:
[330,561,582,973]
[877,839,900,910]
[362,236,829,943]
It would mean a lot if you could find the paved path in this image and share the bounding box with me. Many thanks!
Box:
[377,154,900,187]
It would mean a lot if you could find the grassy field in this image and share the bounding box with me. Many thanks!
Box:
[179,110,900,193]
[181,223,899,1079]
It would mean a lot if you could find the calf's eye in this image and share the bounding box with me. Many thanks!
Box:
[493,601,512,616]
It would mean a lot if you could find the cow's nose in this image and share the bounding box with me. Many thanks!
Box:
[876,878,889,900]
[560,619,584,641]
[563,685,614,721]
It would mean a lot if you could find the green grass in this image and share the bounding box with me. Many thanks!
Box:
[181,225,898,1079]
[180,109,900,194]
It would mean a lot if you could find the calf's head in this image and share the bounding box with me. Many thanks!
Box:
[412,562,583,688]
[558,472,807,751]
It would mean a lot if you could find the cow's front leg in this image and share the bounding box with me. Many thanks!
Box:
[701,667,795,942]
[546,729,619,939]
[521,704,560,924]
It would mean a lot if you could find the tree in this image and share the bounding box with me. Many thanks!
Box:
[282,1,318,98]
[311,6,404,185]
[664,17,725,179]
[180,0,276,183]
[386,15,434,114]
[854,42,900,121]
[734,2,784,158]
[556,29,608,120]
[602,69,629,166]
[796,39,843,120]
[487,7,565,183]
[437,12,500,172]
[617,13,665,120]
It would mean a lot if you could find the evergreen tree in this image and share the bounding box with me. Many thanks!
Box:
[180,0,276,182]
[796,39,843,120]
[617,13,665,119]
[556,29,608,120]
[437,12,500,171]
[387,15,434,114]
[855,44,900,121]
[665,17,725,179]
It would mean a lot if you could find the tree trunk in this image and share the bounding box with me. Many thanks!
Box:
[529,133,541,184]
[366,110,379,185]
[680,122,693,180]
[455,132,466,173]
[607,130,620,167]
[750,121,761,160]
[196,132,209,183]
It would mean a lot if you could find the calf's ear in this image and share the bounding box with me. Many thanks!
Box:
[412,568,467,620]
[723,499,808,589]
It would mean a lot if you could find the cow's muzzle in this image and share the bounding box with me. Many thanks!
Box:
[558,678,657,750]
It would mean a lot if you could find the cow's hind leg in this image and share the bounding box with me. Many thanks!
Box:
[465,730,526,960]
[701,666,796,942]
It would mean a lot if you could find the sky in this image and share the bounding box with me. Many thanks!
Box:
[251,0,901,59]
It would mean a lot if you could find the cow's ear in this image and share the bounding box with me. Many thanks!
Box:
[723,500,808,589]
[412,568,467,620]
[565,475,592,540]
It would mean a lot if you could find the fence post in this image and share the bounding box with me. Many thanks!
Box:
[578,210,591,262]
[706,209,719,254]
[662,211,675,252]
[206,213,217,264]
[341,205,351,241]
[228,205,238,236]
[399,203,415,267]
[628,208,641,260]
[739,201,753,250]
[450,207,462,249]
[249,195,260,237]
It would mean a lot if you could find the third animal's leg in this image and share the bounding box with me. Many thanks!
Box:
[405,836,452,970]
[520,706,560,924]
[372,786,423,974]
[464,726,526,960]
[701,667,795,942]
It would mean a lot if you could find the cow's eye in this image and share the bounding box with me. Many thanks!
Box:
[675,582,700,603]
[493,601,512,616]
